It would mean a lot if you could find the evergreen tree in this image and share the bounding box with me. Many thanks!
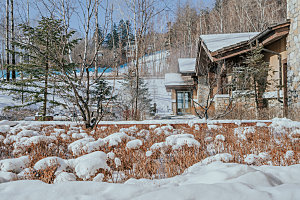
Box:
[117,69,151,120]
[118,20,133,48]
[0,17,78,118]
[233,46,270,117]
[105,23,119,49]
[90,78,116,122]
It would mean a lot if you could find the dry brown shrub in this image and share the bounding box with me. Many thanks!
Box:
[1,122,299,184]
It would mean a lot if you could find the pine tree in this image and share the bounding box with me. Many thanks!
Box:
[118,69,151,120]
[0,17,78,119]
[105,23,119,49]
[234,46,270,117]
[90,78,115,122]
[118,20,133,48]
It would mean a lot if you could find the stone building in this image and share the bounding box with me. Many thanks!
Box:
[165,1,300,119]
[165,22,290,118]
[287,0,300,108]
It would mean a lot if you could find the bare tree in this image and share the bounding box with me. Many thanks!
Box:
[10,0,16,81]
[193,60,235,120]
[6,0,10,81]
[120,0,166,120]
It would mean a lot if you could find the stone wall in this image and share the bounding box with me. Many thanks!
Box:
[287,0,300,107]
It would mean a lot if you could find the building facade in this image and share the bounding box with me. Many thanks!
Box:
[287,0,300,108]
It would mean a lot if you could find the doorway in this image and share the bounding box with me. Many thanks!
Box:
[176,91,192,115]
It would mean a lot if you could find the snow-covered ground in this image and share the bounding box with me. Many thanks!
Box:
[0,161,299,200]
[118,51,170,76]
[0,118,299,199]
[0,77,172,117]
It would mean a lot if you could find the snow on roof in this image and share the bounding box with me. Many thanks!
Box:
[165,73,193,86]
[200,32,259,52]
[178,58,196,73]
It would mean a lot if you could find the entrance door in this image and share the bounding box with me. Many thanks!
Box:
[177,91,191,115]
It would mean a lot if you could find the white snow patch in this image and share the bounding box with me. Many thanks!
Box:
[34,157,67,172]
[215,134,225,142]
[93,173,104,182]
[68,151,109,180]
[104,132,131,147]
[54,172,76,183]
[68,138,95,156]
[126,139,143,149]
[0,171,17,183]
[0,125,10,133]
[0,156,29,173]
[0,162,300,199]
[244,154,259,165]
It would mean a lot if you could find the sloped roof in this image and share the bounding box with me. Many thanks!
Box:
[178,58,196,73]
[200,32,259,52]
[165,73,194,87]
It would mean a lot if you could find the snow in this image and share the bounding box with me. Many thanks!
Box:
[198,153,233,165]
[215,134,225,142]
[103,132,131,147]
[1,161,300,199]
[200,32,259,52]
[234,126,256,141]
[151,134,200,150]
[165,73,185,86]
[263,90,283,99]
[258,152,270,160]
[0,171,17,183]
[54,172,77,184]
[165,134,200,150]
[285,151,294,159]
[146,151,152,157]
[107,152,115,159]
[126,139,143,149]
[93,173,104,182]
[114,157,121,168]
[68,151,109,180]
[269,118,300,135]
[68,138,95,156]
[34,157,67,172]
[0,156,29,173]
[164,73,194,86]
[0,125,10,133]
[0,119,299,199]
[17,130,39,137]
[178,58,196,73]
[244,154,259,165]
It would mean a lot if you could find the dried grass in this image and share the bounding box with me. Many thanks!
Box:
[0,122,299,184]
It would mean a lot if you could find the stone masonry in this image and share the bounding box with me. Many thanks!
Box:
[287,0,300,107]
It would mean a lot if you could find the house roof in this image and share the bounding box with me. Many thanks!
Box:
[165,73,194,88]
[198,21,290,62]
[178,58,196,74]
[200,32,259,52]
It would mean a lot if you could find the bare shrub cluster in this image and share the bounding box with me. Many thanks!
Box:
[0,122,299,184]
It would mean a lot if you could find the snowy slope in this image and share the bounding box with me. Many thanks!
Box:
[0,78,172,115]
[118,51,170,76]
[0,162,299,200]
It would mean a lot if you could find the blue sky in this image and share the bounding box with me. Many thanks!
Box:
[13,0,215,35]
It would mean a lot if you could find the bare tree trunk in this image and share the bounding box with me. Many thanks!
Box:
[43,38,49,117]
[133,1,139,120]
[94,0,99,79]
[6,0,10,82]
[11,0,16,81]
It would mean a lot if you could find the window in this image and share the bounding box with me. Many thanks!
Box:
[176,91,191,115]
